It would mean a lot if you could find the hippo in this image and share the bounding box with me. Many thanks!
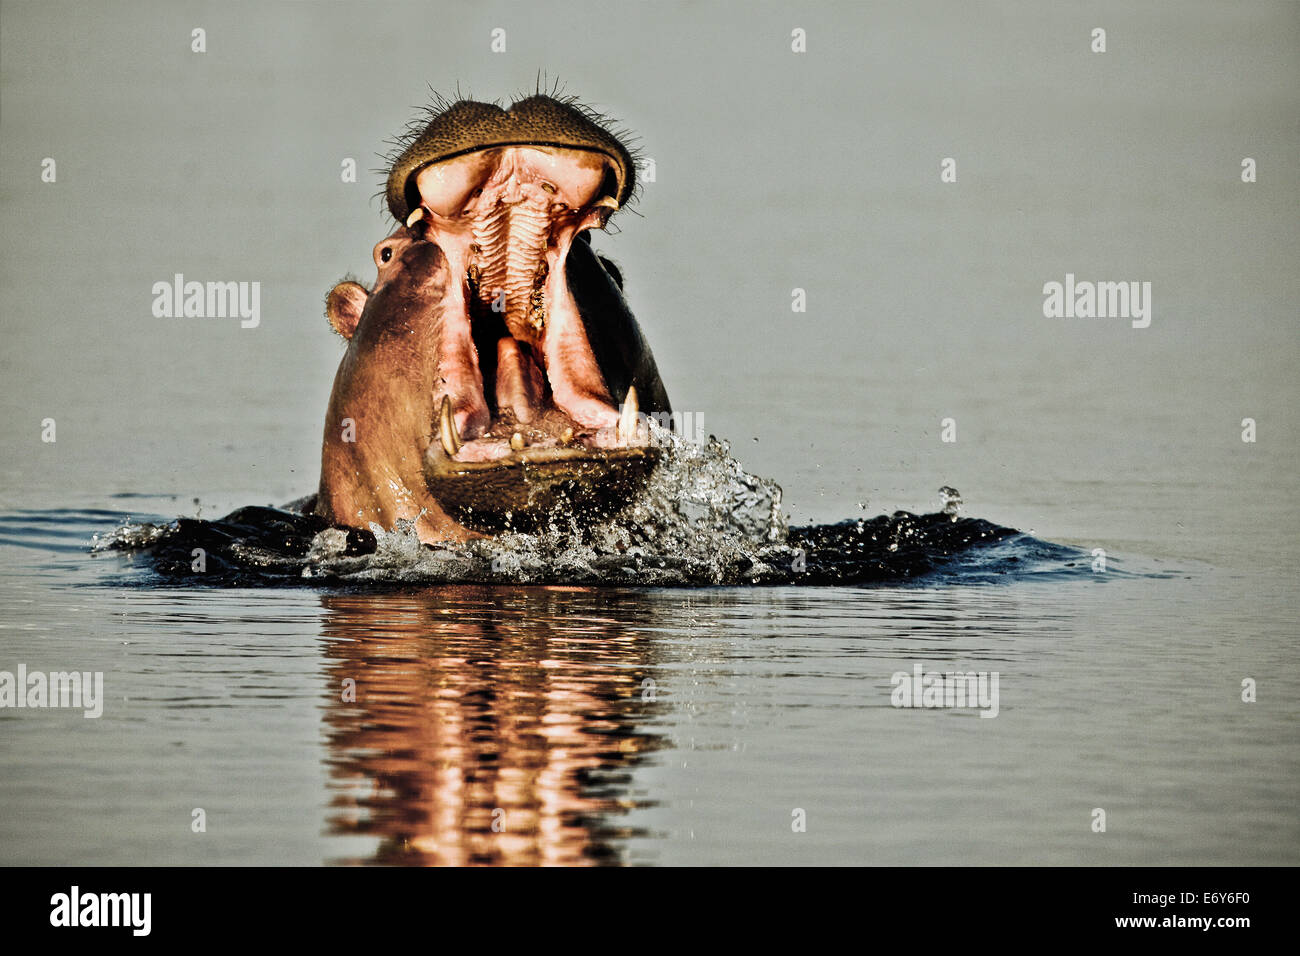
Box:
[315,93,671,543]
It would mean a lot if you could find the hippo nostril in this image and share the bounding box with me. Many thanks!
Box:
[380,247,393,263]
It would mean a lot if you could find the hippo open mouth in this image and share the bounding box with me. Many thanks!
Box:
[316,93,672,541]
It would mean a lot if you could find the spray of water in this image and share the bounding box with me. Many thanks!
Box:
[94,425,1044,587]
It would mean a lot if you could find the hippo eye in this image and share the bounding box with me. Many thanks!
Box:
[381,247,393,263]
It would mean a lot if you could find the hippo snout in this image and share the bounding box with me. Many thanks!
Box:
[314,92,671,543]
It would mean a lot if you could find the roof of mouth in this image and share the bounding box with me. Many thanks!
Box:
[384,94,638,225]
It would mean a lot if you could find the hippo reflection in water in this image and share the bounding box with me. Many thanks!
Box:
[314,93,672,543]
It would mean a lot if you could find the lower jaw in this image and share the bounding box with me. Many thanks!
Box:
[422,378,656,533]
[424,441,660,534]
[443,409,625,464]
[432,342,649,464]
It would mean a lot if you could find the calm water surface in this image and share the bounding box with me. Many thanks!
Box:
[0,462,1294,865]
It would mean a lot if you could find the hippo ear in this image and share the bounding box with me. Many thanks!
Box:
[326,281,368,339]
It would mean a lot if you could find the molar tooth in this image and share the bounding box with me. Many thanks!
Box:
[616,385,639,446]
[510,432,526,452]
[438,395,462,457]
[529,287,546,332]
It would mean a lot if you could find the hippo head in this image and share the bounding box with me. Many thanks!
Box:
[315,93,671,543]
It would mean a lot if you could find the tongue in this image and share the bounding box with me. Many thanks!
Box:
[494,336,546,424]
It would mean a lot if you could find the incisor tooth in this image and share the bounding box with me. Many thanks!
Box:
[510,432,525,452]
[438,395,461,456]
[616,385,639,445]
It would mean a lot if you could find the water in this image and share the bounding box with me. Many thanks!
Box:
[89,429,1039,587]
[1,0,1297,865]
[1,431,1292,865]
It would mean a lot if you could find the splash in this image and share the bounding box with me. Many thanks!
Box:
[93,426,1053,587]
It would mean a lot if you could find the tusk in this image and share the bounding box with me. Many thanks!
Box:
[438,395,461,456]
[592,196,619,212]
[406,206,427,228]
[616,385,639,445]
